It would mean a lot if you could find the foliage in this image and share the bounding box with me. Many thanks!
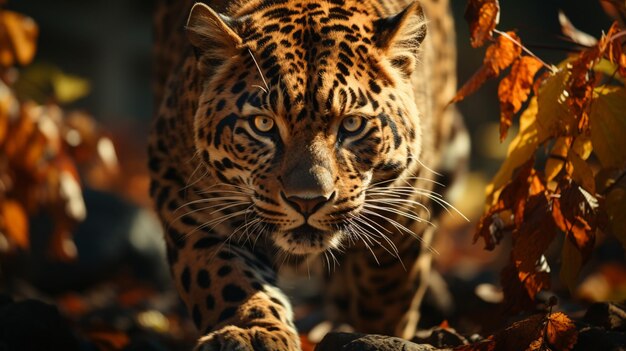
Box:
[0,5,117,260]
[455,307,578,351]
[456,0,626,314]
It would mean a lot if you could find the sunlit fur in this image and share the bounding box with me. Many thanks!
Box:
[150,0,464,344]
[190,0,429,255]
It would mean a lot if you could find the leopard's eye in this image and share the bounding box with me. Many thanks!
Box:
[251,116,275,133]
[340,116,364,134]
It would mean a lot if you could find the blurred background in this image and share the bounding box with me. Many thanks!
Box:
[0,0,623,350]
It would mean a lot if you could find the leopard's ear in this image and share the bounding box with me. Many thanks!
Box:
[375,2,427,76]
[186,3,243,61]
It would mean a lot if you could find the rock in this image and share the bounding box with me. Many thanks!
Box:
[412,326,468,348]
[583,302,626,332]
[315,332,438,351]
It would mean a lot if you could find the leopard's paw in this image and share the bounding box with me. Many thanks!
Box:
[195,325,300,351]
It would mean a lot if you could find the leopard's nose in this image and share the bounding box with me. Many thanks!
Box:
[281,192,333,218]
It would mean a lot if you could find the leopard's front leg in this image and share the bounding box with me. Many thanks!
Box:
[167,232,300,351]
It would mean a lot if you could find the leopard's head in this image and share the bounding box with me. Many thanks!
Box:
[187,0,427,254]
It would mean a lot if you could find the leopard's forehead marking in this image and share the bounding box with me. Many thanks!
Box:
[234,0,392,127]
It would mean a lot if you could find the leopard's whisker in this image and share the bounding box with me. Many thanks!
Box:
[412,158,443,177]
[181,162,208,198]
[365,198,431,218]
[368,187,468,221]
[186,209,253,238]
[352,216,402,262]
[363,203,428,224]
[247,48,270,93]
[361,208,438,255]
[252,221,270,251]
[369,176,444,188]
[346,223,380,266]
[208,205,257,263]
[171,201,249,226]
[231,219,261,245]
[194,189,253,196]
[175,196,249,213]
[322,251,331,274]
[350,217,402,264]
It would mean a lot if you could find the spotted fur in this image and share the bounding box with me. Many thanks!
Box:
[150,0,466,349]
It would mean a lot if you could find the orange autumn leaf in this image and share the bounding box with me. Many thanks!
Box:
[460,0,626,317]
[0,7,115,257]
[600,0,626,26]
[509,195,555,309]
[500,259,543,313]
[553,180,597,258]
[566,22,621,132]
[454,312,578,351]
[300,334,316,351]
[451,65,493,103]
[485,33,522,75]
[474,211,506,250]
[498,56,544,141]
[464,0,500,48]
[0,10,38,67]
[608,31,626,77]
[0,199,29,249]
[545,312,578,351]
[457,311,577,351]
[452,32,521,103]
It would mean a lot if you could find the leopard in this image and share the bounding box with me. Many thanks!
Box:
[149,0,468,349]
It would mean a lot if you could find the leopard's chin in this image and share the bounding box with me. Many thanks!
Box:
[272,224,344,255]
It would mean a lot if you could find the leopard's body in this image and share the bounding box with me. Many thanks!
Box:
[149,0,466,349]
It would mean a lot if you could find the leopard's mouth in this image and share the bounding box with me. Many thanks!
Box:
[272,223,343,254]
[290,223,325,237]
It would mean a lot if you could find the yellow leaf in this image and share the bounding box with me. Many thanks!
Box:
[572,135,592,160]
[1,200,29,249]
[590,86,626,169]
[566,151,595,194]
[0,11,38,67]
[487,98,547,203]
[536,69,577,136]
[560,235,583,293]
[545,137,569,182]
[52,72,91,104]
[593,58,624,82]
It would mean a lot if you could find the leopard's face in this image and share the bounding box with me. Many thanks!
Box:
[188,1,427,254]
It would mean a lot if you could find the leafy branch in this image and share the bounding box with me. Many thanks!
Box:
[457,0,626,324]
